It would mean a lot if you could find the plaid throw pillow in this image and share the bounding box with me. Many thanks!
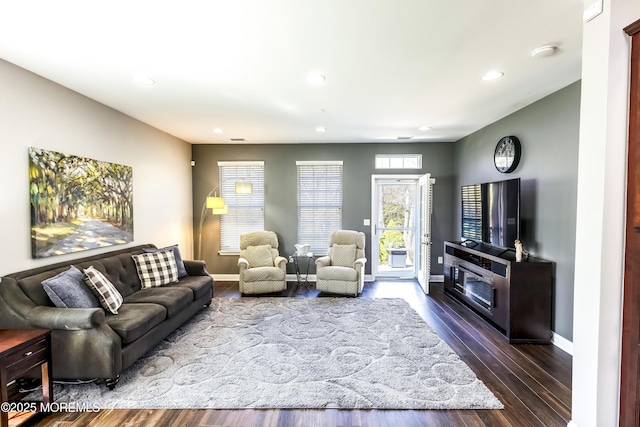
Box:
[132,248,179,289]
[83,266,123,314]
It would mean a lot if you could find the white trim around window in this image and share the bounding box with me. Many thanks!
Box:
[375,154,422,169]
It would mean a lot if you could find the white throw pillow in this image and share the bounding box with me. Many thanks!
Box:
[241,245,274,268]
[332,244,357,267]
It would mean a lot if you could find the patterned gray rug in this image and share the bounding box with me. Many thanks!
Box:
[41,298,503,409]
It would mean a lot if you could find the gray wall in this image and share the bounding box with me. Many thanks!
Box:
[192,143,455,276]
[453,81,581,340]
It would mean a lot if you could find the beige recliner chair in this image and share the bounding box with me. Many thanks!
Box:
[315,230,367,296]
[238,231,288,294]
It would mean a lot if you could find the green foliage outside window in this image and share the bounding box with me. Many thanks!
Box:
[379,219,405,263]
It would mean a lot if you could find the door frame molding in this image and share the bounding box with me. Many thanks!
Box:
[620,18,640,427]
[370,174,421,280]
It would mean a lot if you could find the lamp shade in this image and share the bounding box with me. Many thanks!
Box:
[206,196,225,209]
[210,205,228,215]
[235,182,253,194]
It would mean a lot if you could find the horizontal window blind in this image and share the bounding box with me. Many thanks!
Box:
[219,162,265,251]
[461,184,482,241]
[297,161,343,254]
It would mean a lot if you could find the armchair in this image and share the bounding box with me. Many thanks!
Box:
[238,231,288,294]
[315,230,367,296]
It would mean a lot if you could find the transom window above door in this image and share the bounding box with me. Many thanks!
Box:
[375,154,422,169]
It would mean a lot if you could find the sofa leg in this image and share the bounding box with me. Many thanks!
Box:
[105,375,120,390]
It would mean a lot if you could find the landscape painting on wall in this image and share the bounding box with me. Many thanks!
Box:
[29,147,133,258]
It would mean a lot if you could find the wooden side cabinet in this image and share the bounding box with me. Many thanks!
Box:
[443,241,553,344]
[0,329,53,427]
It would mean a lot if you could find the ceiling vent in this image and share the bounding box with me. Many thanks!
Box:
[397,136,414,140]
[230,138,245,142]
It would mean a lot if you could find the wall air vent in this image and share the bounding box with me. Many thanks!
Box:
[230,138,245,142]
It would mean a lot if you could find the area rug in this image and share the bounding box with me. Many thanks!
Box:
[38,298,503,409]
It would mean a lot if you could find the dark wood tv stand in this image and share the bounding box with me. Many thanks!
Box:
[443,240,553,344]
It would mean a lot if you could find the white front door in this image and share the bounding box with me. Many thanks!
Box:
[417,174,434,294]
[371,175,419,279]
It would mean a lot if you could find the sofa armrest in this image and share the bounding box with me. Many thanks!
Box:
[354,257,367,270]
[238,257,249,271]
[315,256,330,269]
[274,256,287,270]
[184,260,209,276]
[27,306,106,330]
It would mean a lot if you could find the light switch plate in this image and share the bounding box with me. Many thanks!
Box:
[363,219,370,226]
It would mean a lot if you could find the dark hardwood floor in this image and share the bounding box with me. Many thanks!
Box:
[23,280,571,427]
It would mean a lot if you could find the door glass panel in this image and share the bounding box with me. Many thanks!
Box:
[376,182,416,277]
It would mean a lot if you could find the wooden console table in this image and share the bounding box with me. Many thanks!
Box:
[0,329,53,427]
[444,241,553,343]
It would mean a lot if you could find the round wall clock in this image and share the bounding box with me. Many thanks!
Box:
[494,136,521,173]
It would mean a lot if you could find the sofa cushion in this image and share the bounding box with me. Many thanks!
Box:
[243,266,285,282]
[170,275,213,300]
[105,303,167,344]
[123,286,193,318]
[17,267,77,307]
[93,254,143,297]
[241,245,274,268]
[317,265,358,281]
[331,244,356,267]
[144,245,188,278]
[131,249,179,288]
[83,266,124,314]
[41,265,100,309]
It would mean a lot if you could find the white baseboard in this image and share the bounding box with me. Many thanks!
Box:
[552,332,574,355]
[213,274,371,282]
[211,274,238,281]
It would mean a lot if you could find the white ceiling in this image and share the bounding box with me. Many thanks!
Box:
[0,0,584,145]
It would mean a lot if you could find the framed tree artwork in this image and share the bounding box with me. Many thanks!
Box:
[29,147,133,258]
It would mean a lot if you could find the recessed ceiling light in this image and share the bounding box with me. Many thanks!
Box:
[482,71,504,81]
[418,125,431,131]
[133,73,155,85]
[307,73,326,85]
[531,45,557,58]
[212,128,224,134]
[315,127,327,132]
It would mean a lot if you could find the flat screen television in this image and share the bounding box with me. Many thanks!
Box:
[461,178,520,248]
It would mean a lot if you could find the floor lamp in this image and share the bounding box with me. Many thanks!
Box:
[197,180,253,260]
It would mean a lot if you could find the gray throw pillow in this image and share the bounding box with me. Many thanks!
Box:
[42,265,100,308]
[144,244,188,278]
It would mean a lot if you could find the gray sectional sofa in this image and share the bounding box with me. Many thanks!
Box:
[0,244,213,389]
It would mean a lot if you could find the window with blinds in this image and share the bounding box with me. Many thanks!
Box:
[219,161,264,252]
[297,161,343,254]
[461,184,482,241]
